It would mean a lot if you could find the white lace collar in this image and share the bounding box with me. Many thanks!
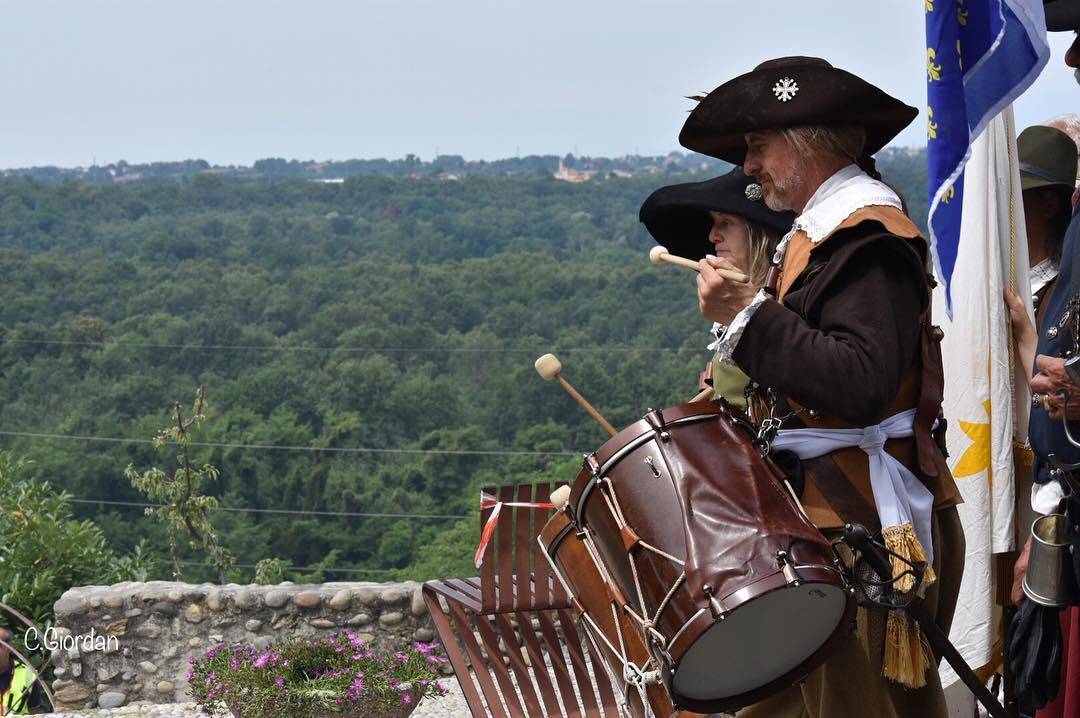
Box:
[773,164,903,264]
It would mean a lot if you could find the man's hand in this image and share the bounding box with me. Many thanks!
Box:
[1012,535,1033,605]
[1031,355,1080,420]
[697,256,759,326]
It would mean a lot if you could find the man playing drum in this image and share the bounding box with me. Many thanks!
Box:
[680,57,965,717]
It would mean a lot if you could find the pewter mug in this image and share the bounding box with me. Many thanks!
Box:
[1023,514,1078,607]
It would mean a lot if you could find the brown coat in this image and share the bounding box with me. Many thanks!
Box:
[734,205,962,531]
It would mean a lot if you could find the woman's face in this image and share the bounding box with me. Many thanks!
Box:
[707,211,751,270]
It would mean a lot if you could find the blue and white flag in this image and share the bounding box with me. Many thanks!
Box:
[926,0,1049,312]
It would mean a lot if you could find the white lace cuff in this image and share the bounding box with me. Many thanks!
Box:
[708,322,726,348]
[706,289,768,364]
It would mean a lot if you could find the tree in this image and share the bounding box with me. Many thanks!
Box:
[125,388,235,583]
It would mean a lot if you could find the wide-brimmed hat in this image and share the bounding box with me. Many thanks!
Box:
[1019,125,1078,191]
[679,57,919,165]
[639,167,796,260]
[1045,0,1080,31]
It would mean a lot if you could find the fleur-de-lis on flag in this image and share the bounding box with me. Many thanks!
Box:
[957,0,968,25]
[942,184,955,204]
[927,48,943,81]
[928,106,939,139]
[926,0,934,11]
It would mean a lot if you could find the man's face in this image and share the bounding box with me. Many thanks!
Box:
[743,129,806,211]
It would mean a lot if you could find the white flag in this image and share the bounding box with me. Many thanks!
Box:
[932,106,1032,686]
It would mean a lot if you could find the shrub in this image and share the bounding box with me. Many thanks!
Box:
[188,631,450,718]
[0,452,154,627]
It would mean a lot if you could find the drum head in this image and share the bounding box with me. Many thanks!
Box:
[671,580,848,707]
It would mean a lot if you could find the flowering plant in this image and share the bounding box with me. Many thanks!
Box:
[188,631,450,718]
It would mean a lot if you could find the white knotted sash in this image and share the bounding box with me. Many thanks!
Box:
[770,408,935,564]
[771,408,939,687]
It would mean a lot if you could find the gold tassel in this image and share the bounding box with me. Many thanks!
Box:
[883,610,933,688]
[881,523,936,594]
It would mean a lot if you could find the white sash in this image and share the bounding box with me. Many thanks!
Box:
[771,408,935,563]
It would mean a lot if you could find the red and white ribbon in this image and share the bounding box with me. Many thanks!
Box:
[473,491,555,569]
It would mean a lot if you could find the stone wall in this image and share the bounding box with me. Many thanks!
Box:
[49,580,435,711]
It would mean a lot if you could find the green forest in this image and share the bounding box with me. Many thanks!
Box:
[0,150,929,595]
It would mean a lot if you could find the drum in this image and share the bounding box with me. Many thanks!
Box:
[540,511,699,718]
[563,399,855,714]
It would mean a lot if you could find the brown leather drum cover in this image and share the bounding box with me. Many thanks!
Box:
[540,512,689,718]
[567,400,853,712]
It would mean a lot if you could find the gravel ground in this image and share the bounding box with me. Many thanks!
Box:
[38,680,473,718]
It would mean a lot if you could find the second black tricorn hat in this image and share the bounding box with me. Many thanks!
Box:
[639,167,796,261]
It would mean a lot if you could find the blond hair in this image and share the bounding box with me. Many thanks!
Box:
[781,125,868,165]
[743,219,784,286]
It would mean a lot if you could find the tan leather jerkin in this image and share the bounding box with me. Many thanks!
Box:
[769,205,963,532]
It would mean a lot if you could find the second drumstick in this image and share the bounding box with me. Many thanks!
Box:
[649,245,750,284]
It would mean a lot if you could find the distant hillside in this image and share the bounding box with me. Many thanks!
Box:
[0,152,928,583]
[1,147,927,199]
[2,152,728,184]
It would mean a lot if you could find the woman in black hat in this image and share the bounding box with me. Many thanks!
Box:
[639,167,795,405]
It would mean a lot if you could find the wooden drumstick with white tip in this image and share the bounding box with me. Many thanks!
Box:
[649,245,750,284]
[534,353,618,437]
[550,485,572,511]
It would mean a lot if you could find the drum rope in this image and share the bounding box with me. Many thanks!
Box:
[599,478,630,527]
[651,572,685,628]
[580,617,637,718]
[581,608,654,718]
[599,479,652,620]
[635,540,685,566]
[607,603,661,718]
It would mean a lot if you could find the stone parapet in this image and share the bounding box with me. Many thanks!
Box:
[49,580,434,711]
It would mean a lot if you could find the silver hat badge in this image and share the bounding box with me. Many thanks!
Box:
[772,77,799,102]
[745,183,763,201]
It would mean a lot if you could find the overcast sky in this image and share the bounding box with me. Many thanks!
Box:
[0,0,1075,168]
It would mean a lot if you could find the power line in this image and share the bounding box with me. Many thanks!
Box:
[175,561,395,575]
[2,338,692,354]
[70,497,469,520]
[0,430,579,457]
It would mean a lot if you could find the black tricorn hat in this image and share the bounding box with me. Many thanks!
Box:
[1045,0,1080,31]
[679,57,919,165]
[638,167,796,261]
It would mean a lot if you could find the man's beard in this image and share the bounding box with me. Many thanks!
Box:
[763,168,805,212]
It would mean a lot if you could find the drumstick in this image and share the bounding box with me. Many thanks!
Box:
[649,245,751,284]
[534,353,618,437]
[550,485,572,511]
[690,387,714,403]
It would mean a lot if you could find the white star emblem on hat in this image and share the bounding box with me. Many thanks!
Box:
[772,77,799,102]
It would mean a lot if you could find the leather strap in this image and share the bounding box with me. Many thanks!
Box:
[907,601,1010,718]
[914,319,944,479]
[802,454,880,531]
[699,360,714,391]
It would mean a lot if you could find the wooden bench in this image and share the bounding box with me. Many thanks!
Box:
[423,481,624,717]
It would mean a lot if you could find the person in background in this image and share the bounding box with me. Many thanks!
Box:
[0,628,41,715]
[638,166,795,405]
[1005,2,1080,714]
[1006,125,1078,582]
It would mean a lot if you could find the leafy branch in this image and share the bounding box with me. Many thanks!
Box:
[125,387,235,583]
